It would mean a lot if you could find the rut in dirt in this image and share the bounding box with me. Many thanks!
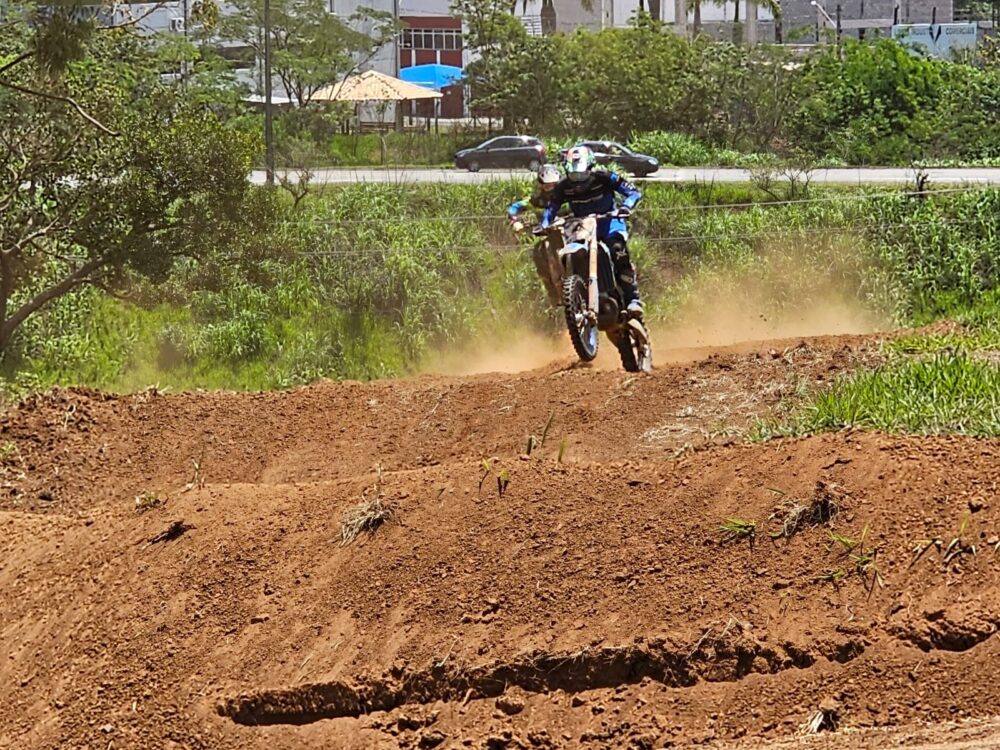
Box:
[218,631,866,726]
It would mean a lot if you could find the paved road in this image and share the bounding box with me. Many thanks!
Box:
[250,166,1000,186]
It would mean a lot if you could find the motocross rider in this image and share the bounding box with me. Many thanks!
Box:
[507,163,564,305]
[537,145,644,318]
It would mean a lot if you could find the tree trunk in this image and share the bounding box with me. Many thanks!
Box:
[693,1,701,33]
[649,0,661,21]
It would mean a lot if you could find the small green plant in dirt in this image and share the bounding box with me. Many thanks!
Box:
[0,441,18,461]
[818,526,883,594]
[815,568,848,585]
[340,465,397,545]
[525,411,556,457]
[134,491,165,513]
[826,530,857,553]
[910,512,978,568]
[719,518,757,549]
[768,480,843,540]
[478,458,511,498]
[849,527,884,595]
[183,449,207,492]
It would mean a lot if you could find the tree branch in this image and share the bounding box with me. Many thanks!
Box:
[0,80,119,136]
[100,2,169,31]
[0,256,107,350]
[0,51,34,76]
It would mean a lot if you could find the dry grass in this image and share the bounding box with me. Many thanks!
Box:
[340,497,396,546]
[769,480,843,539]
[340,464,397,545]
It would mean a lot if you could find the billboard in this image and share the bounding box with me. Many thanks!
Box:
[891,23,978,58]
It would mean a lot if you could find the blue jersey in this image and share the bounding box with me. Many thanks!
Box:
[541,170,641,238]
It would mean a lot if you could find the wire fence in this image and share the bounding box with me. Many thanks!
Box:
[285,184,998,226]
[293,214,997,258]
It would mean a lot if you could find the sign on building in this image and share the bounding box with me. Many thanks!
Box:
[891,23,978,58]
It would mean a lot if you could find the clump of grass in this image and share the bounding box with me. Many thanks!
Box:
[769,480,843,539]
[340,497,397,546]
[134,491,164,513]
[719,518,757,549]
[340,464,397,545]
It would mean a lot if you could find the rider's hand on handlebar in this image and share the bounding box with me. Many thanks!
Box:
[510,219,525,234]
[532,225,548,237]
[616,206,632,219]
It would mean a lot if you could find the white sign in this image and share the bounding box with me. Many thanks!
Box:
[891,23,978,58]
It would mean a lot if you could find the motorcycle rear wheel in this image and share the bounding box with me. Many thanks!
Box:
[563,275,598,362]
[617,320,653,373]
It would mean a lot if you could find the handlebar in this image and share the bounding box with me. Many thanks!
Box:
[540,209,631,233]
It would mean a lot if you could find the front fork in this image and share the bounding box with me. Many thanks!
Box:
[587,236,599,322]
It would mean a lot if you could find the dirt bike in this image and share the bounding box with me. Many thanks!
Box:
[535,211,653,373]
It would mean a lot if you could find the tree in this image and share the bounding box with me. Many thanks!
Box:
[219,0,397,107]
[0,18,259,354]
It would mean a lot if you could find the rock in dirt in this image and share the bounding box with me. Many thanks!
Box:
[418,729,446,748]
[495,694,524,715]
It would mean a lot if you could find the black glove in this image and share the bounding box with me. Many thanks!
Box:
[532,225,548,237]
[616,206,632,219]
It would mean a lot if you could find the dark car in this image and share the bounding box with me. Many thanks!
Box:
[559,140,659,177]
[454,136,547,172]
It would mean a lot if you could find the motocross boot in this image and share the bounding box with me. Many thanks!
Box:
[532,240,561,307]
[612,241,643,319]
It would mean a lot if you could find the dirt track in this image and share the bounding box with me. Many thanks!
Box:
[4,333,1000,749]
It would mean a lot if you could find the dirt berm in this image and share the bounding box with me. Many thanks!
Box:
[3,334,1000,749]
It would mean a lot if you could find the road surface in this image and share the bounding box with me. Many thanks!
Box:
[250,166,1000,186]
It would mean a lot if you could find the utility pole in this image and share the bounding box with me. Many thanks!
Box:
[264,0,275,186]
[393,0,402,130]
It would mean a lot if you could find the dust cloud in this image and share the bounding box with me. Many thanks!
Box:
[420,247,889,376]
[653,292,886,364]
[420,327,576,377]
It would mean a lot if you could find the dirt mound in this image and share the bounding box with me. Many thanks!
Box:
[4,333,1000,749]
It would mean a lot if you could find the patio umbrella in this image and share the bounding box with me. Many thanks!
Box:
[311,69,442,103]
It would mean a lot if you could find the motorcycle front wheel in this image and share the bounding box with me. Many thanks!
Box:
[563,275,599,362]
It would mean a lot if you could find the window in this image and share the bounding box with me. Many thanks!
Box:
[404,27,462,50]
[216,44,255,71]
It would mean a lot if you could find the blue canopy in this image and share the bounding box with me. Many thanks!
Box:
[399,64,463,92]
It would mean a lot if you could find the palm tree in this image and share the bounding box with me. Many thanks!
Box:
[686,0,780,41]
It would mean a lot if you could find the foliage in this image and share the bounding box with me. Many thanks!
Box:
[218,0,397,106]
[0,14,258,355]
[7,181,1000,398]
[447,20,1000,165]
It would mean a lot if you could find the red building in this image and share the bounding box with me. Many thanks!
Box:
[399,16,465,118]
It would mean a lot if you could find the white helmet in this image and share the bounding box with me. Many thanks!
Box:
[537,163,561,187]
[565,145,595,181]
